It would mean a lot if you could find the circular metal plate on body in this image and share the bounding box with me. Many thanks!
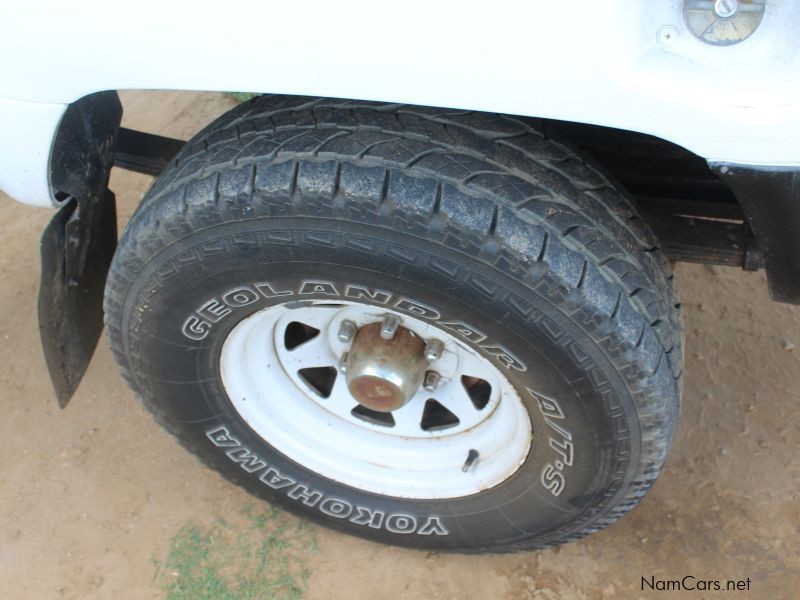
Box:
[684,0,766,46]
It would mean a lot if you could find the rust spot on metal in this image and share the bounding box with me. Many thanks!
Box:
[345,321,427,412]
[349,375,404,412]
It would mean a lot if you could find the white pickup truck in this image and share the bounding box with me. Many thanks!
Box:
[1,0,797,552]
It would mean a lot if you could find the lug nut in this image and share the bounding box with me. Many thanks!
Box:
[422,370,441,392]
[380,314,401,340]
[424,339,444,362]
[337,320,357,343]
[338,352,349,373]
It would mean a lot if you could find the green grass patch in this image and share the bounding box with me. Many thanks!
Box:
[227,92,258,103]
[159,505,316,600]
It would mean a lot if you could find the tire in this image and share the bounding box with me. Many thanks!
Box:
[104,95,683,552]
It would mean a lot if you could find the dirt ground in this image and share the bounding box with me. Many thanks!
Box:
[1,92,798,599]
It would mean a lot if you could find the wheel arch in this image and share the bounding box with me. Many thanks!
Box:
[32,90,800,406]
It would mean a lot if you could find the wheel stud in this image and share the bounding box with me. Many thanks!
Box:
[380,314,401,340]
[461,449,480,472]
[424,339,444,362]
[337,319,357,343]
[422,370,441,392]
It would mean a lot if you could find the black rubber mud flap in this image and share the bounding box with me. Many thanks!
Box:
[38,91,122,407]
[38,191,117,407]
[711,164,800,304]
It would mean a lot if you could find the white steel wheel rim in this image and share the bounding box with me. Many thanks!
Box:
[220,301,532,499]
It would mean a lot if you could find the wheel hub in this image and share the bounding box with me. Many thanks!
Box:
[344,318,428,412]
[220,301,532,498]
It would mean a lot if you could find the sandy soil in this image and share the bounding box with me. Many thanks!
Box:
[0,92,798,599]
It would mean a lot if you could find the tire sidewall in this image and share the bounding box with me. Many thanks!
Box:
[118,216,641,550]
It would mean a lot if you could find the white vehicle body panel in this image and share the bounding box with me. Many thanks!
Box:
[1,0,799,207]
[0,97,65,206]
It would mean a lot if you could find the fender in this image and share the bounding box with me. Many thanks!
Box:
[1,0,800,189]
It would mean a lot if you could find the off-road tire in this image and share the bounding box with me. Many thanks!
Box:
[104,95,683,552]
